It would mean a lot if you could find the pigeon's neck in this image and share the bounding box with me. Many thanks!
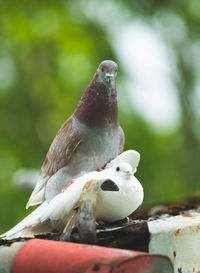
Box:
[74,73,118,128]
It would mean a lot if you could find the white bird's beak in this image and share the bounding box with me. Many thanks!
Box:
[125,170,133,177]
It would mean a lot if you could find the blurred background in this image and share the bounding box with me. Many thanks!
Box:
[1,0,200,232]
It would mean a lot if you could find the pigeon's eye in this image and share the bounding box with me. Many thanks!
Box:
[101,67,104,72]
[116,166,120,171]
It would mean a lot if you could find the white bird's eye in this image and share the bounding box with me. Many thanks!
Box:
[116,166,120,171]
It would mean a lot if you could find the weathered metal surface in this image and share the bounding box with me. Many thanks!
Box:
[83,255,173,273]
[59,178,149,248]
[148,211,200,273]
[0,242,24,273]
[97,219,149,252]
[3,193,200,273]
[0,218,150,252]
[60,179,101,244]
[130,194,200,220]
[61,179,123,244]
[11,239,173,273]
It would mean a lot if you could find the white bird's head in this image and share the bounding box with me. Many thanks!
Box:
[112,162,133,179]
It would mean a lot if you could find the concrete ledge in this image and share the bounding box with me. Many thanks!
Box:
[148,211,200,273]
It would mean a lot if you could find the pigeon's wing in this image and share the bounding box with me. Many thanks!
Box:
[26,116,82,208]
[40,175,91,223]
[118,126,125,154]
[40,116,82,176]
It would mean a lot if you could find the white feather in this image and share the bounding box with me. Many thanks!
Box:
[1,202,48,239]
[1,161,143,240]
[105,150,140,174]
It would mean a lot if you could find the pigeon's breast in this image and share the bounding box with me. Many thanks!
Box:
[68,121,122,177]
[45,120,122,201]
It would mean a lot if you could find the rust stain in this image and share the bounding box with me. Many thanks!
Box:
[174,228,181,237]
[196,225,200,232]
[79,180,100,203]
[93,264,101,271]
[92,191,97,197]
[84,180,100,192]
[172,250,176,264]
[79,180,101,210]
[189,226,194,233]
[182,213,193,217]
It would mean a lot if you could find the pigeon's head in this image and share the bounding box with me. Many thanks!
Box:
[97,60,118,86]
[113,162,133,180]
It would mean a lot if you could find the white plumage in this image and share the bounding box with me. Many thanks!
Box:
[1,161,143,240]
[105,150,140,174]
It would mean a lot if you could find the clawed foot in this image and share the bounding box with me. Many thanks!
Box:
[96,219,105,226]
[62,179,75,193]
[97,168,104,172]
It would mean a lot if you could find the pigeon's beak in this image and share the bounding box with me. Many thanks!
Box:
[105,73,114,83]
[125,170,133,177]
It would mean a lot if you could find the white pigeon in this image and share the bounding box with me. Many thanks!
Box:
[105,150,140,174]
[1,162,143,239]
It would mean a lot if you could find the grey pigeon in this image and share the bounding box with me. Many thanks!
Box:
[26,60,125,208]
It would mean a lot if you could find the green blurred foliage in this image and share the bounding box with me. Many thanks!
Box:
[1,0,200,232]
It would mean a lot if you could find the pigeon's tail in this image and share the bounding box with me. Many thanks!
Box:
[26,174,49,209]
[0,202,48,240]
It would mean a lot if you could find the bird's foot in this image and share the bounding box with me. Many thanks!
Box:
[62,179,75,193]
[97,168,104,172]
[96,219,105,226]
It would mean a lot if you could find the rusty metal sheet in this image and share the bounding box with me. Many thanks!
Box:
[84,255,173,273]
[11,239,173,273]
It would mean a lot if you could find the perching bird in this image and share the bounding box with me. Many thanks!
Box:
[105,150,140,174]
[1,163,143,239]
[27,60,124,208]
